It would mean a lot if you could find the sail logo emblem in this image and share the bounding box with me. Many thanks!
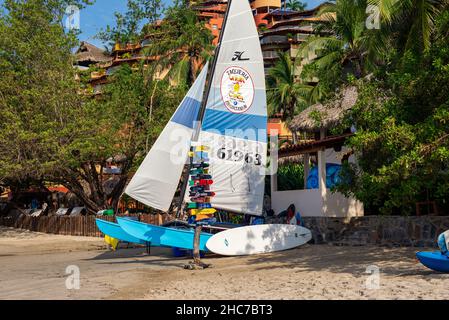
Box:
[232,51,249,61]
[224,239,229,247]
[220,66,255,114]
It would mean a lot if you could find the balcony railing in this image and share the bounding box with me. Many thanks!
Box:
[295,33,310,42]
[113,43,142,52]
[260,35,288,45]
[263,24,314,35]
[262,51,279,59]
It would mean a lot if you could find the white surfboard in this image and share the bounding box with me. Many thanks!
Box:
[206,224,312,256]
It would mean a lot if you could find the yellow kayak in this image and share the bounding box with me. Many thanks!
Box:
[195,214,214,221]
[190,208,217,215]
[104,235,119,250]
[196,146,209,151]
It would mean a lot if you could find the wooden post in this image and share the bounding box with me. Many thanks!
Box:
[193,225,202,265]
[184,224,211,270]
[304,153,310,189]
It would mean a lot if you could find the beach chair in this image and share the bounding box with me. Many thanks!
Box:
[55,208,69,216]
[69,207,86,217]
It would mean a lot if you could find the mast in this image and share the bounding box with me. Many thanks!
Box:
[175,0,233,219]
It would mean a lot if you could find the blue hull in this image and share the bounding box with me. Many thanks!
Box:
[116,217,213,251]
[95,219,148,245]
[416,251,449,273]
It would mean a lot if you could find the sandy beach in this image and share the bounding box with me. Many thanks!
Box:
[0,226,448,300]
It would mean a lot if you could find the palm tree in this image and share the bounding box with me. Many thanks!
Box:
[286,0,306,11]
[266,52,313,121]
[297,0,378,80]
[368,0,449,53]
[143,5,214,86]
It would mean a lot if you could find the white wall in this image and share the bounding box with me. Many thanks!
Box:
[323,192,364,217]
[271,146,364,218]
[271,189,364,217]
[271,189,322,217]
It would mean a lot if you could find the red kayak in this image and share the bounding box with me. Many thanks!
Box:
[191,179,213,186]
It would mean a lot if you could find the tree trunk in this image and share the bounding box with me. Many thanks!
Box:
[110,175,128,214]
[354,58,363,79]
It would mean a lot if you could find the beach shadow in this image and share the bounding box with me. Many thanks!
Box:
[241,244,441,278]
[87,246,174,260]
[86,248,148,260]
[92,258,190,269]
[86,246,203,268]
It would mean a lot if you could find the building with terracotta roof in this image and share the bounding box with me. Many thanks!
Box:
[193,0,227,45]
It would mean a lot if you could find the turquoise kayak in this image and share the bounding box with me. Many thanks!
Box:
[95,218,148,245]
[416,251,449,273]
[116,217,213,251]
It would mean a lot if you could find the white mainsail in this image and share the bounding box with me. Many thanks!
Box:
[125,63,209,211]
[197,0,268,216]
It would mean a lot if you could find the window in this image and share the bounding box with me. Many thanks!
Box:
[212,24,218,30]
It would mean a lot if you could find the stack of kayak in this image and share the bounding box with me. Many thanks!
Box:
[95,217,214,254]
[187,145,217,225]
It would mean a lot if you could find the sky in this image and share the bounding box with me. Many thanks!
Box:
[77,0,168,48]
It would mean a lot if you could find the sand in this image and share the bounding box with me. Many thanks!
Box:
[0,226,448,300]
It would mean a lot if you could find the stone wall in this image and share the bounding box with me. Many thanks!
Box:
[268,215,449,247]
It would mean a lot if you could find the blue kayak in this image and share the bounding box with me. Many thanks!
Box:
[116,217,213,251]
[95,219,148,245]
[416,251,449,273]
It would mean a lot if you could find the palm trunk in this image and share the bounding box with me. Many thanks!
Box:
[354,58,364,79]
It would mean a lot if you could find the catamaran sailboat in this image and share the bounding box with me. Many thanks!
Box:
[98,0,267,249]
[96,0,312,255]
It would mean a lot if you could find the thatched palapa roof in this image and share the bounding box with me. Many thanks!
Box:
[75,41,112,66]
[289,86,358,133]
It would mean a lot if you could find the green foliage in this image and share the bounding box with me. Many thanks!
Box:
[368,0,449,54]
[297,0,377,96]
[0,0,192,213]
[299,0,449,99]
[277,163,305,191]
[96,63,185,169]
[337,35,449,214]
[285,0,306,12]
[266,52,313,120]
[0,0,110,211]
[289,0,449,215]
